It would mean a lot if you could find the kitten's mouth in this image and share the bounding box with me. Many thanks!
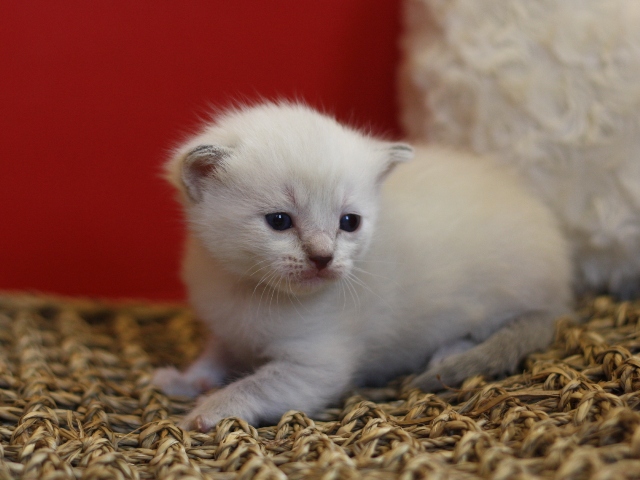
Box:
[293,268,340,289]
[303,267,339,280]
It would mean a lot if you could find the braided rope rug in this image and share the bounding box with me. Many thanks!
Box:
[1,293,640,479]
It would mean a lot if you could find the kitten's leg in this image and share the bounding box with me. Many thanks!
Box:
[179,348,353,431]
[426,338,477,369]
[152,336,227,398]
[411,312,559,391]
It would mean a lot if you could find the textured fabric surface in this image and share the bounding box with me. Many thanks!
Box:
[1,292,640,479]
[399,0,640,297]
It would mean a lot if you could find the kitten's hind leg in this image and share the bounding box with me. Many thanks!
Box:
[411,311,560,392]
[152,336,227,398]
[426,338,477,369]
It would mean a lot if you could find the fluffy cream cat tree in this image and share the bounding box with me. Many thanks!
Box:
[400,0,640,297]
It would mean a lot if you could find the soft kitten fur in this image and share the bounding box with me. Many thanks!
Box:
[153,102,572,431]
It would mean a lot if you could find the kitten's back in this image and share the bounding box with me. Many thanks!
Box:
[353,146,572,381]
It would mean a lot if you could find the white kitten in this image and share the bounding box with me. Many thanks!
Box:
[153,102,572,431]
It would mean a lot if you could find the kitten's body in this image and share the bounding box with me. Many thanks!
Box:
[154,103,572,431]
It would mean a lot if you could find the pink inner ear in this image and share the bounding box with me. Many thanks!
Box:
[191,158,218,178]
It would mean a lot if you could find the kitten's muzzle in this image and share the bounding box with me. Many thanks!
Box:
[308,255,333,270]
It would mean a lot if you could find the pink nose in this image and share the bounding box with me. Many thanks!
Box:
[309,255,333,270]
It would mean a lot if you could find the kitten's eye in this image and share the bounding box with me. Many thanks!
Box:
[340,214,361,232]
[265,212,293,231]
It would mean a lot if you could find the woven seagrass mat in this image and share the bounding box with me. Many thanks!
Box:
[1,293,640,479]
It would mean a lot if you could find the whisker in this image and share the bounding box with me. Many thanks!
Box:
[342,275,360,312]
[240,258,269,277]
[252,268,275,300]
[286,277,306,321]
[351,266,398,284]
[348,271,378,295]
[340,280,347,311]
[270,275,282,313]
[257,270,279,315]
[288,279,306,311]
[348,270,393,308]
[230,258,270,289]
[246,262,273,279]
[355,259,403,265]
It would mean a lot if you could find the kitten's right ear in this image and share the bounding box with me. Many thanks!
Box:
[377,143,414,183]
[180,145,231,203]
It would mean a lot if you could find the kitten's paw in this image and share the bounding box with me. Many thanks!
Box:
[411,363,463,392]
[179,412,222,433]
[426,339,476,370]
[410,370,447,392]
[152,367,211,398]
[179,390,257,432]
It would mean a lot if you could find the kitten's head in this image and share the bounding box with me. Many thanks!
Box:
[167,103,412,295]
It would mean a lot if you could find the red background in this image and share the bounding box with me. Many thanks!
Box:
[0,1,403,300]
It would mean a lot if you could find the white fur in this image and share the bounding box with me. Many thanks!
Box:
[400,0,640,297]
[153,103,572,431]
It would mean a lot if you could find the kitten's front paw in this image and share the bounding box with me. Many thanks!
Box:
[152,367,207,398]
[179,390,257,432]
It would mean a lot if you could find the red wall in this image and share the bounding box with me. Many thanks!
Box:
[0,1,403,300]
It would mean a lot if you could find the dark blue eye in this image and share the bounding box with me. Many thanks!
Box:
[340,214,360,232]
[265,212,293,231]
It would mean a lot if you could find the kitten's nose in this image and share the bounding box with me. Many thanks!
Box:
[309,255,333,270]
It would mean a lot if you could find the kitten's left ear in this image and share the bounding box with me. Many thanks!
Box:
[378,143,414,183]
